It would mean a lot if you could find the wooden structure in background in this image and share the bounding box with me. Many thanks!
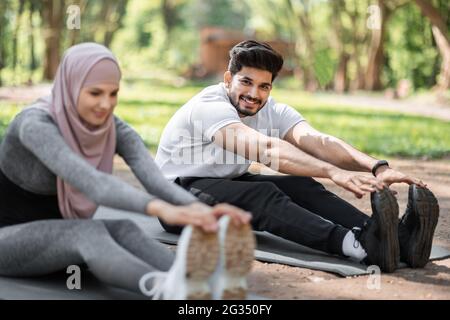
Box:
[188,27,294,79]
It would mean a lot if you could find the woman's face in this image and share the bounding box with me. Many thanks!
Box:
[77,83,119,129]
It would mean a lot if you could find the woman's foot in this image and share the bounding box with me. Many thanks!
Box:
[210,215,256,300]
[140,225,219,300]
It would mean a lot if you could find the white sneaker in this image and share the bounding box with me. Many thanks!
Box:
[209,215,256,300]
[139,225,219,300]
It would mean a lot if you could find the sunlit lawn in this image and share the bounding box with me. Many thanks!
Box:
[1,80,449,159]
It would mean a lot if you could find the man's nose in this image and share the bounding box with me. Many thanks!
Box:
[248,85,259,98]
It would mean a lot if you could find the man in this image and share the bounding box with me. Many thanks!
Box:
[155,40,439,272]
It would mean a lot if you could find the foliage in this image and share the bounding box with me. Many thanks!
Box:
[1,0,448,90]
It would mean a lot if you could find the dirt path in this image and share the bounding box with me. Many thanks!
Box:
[113,157,450,300]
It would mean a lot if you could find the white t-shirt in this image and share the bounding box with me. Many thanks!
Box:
[155,83,305,181]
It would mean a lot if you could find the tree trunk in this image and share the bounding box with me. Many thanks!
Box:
[365,0,391,91]
[103,0,128,47]
[415,0,450,90]
[12,0,25,69]
[41,0,65,80]
[334,53,350,93]
[161,0,180,48]
[66,0,83,46]
[291,0,318,91]
[331,0,350,93]
[28,0,38,84]
[0,1,10,86]
[349,0,368,91]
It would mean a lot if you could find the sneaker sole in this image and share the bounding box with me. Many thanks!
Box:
[372,188,400,273]
[222,222,256,299]
[185,226,220,299]
[407,185,439,268]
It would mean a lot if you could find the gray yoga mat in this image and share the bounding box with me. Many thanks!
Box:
[0,270,146,300]
[0,272,266,300]
[95,206,450,277]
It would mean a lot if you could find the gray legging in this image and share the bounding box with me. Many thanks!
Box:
[0,219,175,294]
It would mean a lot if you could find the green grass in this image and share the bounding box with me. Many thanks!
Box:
[1,81,449,159]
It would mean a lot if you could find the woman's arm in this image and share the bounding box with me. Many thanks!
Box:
[114,117,198,206]
[18,113,156,214]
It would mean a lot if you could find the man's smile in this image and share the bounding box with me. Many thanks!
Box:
[239,95,261,108]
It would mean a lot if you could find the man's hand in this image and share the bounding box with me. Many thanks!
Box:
[375,167,426,188]
[328,168,385,198]
[147,200,252,232]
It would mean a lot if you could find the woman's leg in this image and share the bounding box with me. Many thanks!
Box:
[102,219,174,272]
[0,219,162,294]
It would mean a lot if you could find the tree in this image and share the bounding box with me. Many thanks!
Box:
[286,0,319,91]
[40,0,66,80]
[0,0,11,86]
[414,0,450,90]
[347,0,370,91]
[98,0,129,47]
[12,0,26,70]
[28,0,40,83]
[365,0,392,90]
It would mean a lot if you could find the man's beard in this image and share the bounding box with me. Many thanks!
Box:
[229,94,264,117]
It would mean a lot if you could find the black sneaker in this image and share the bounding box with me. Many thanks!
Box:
[353,188,400,273]
[399,184,439,268]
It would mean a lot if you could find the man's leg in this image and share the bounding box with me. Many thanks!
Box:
[236,174,369,229]
[173,177,350,256]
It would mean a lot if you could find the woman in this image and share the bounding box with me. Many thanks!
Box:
[0,43,252,299]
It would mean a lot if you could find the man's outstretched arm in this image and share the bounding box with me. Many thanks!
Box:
[283,121,425,187]
[213,122,384,198]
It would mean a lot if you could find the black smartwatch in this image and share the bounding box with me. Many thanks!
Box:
[371,160,389,176]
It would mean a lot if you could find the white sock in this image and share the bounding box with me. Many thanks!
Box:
[342,230,367,261]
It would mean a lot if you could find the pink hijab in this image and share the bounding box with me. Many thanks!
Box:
[31,43,121,219]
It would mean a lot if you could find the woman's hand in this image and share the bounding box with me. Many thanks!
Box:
[147,200,251,232]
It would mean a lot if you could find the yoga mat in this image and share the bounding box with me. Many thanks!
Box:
[0,271,266,300]
[95,207,450,277]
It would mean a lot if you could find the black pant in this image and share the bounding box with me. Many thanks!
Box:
[160,173,369,256]
[0,168,62,228]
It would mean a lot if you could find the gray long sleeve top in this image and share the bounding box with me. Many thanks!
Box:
[0,108,197,215]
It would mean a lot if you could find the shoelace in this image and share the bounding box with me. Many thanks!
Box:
[352,227,362,249]
[139,271,168,300]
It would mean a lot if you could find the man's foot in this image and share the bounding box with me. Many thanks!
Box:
[139,225,219,300]
[210,215,256,300]
[399,184,439,268]
[353,188,400,273]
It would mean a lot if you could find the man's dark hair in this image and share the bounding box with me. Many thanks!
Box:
[228,40,284,81]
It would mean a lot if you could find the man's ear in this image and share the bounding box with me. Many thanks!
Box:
[224,71,232,87]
